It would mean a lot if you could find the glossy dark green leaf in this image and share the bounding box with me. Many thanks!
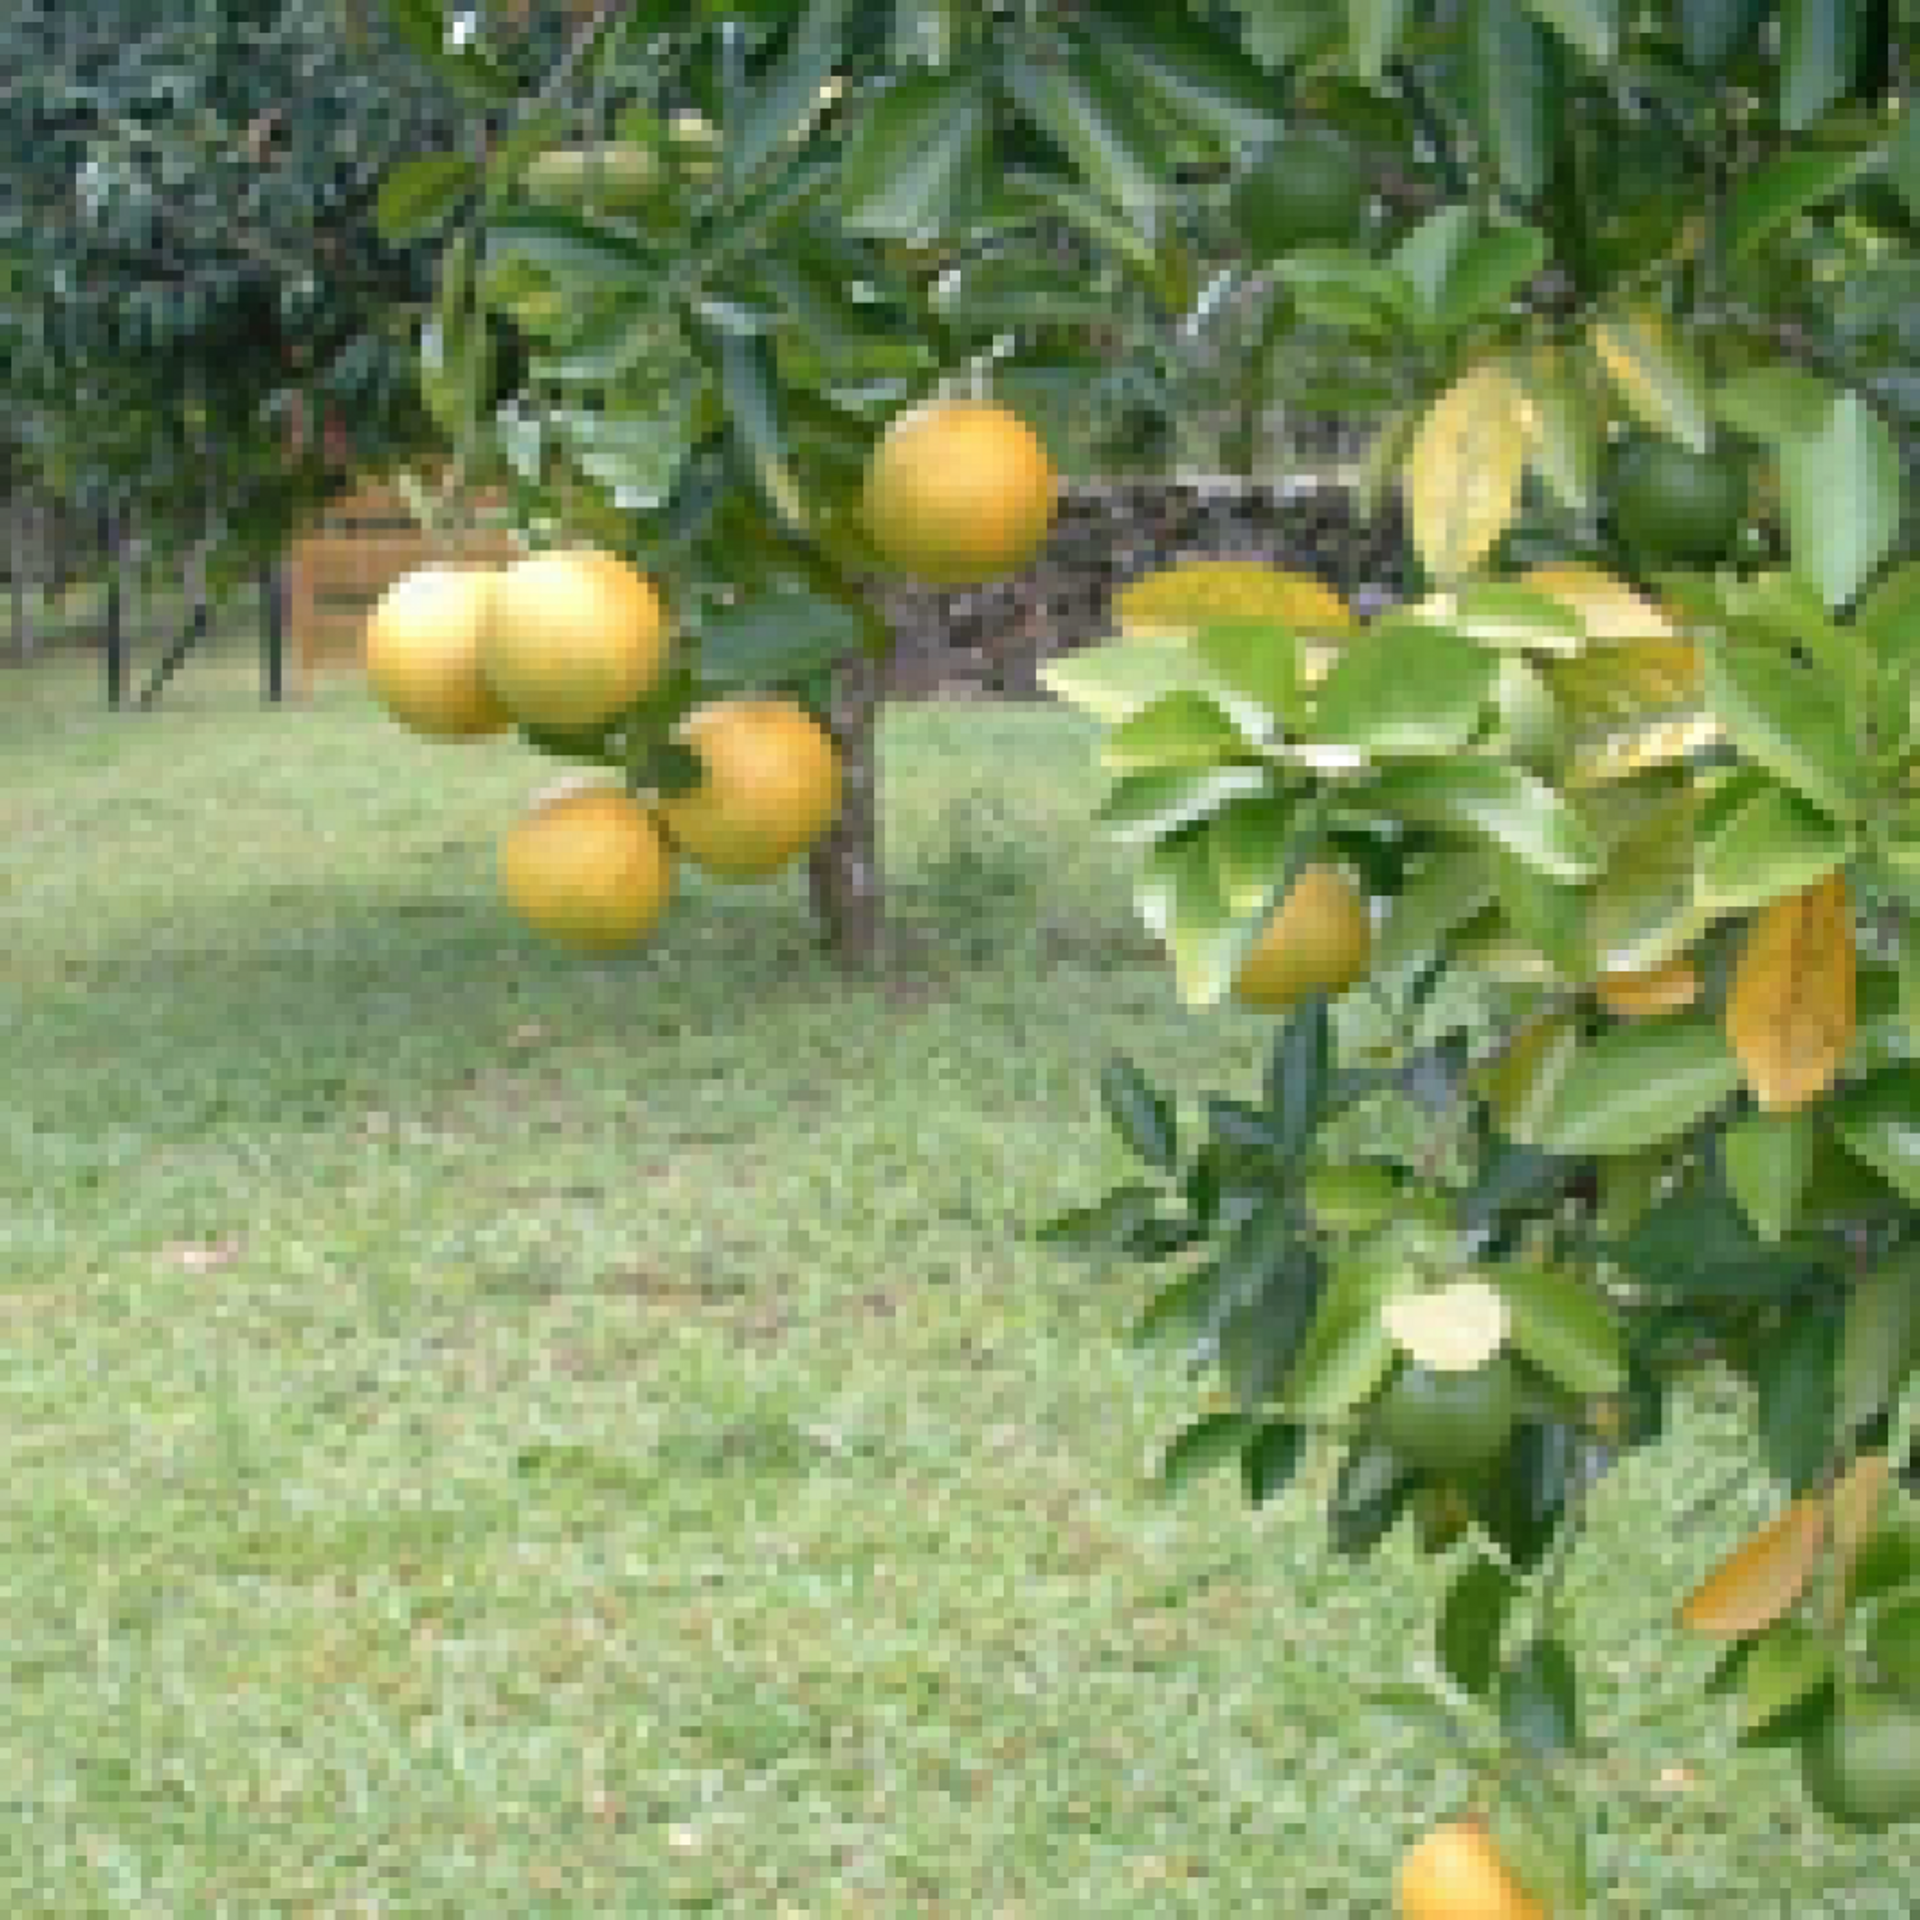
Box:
[1473,1420,1575,1568]
[1529,1017,1742,1155]
[1242,1420,1308,1504]
[1838,1252,1920,1440]
[1329,1439,1416,1556]
[839,70,987,238]
[1469,0,1559,199]
[1346,0,1416,79]
[997,32,1168,235]
[1758,1306,1840,1493]
[1220,1242,1325,1408]
[1100,1056,1178,1171]
[1695,777,1853,916]
[1157,1409,1253,1492]
[1266,996,1332,1161]
[384,0,520,102]
[726,0,850,191]
[1501,1635,1581,1756]
[1680,0,1766,68]
[1831,1068,1920,1202]
[1779,0,1859,130]
[1728,143,1881,260]
[1093,4,1288,151]
[1439,1556,1518,1698]
[1035,1181,1163,1251]
[1711,363,1837,446]
[1890,102,1920,223]
[695,586,861,686]
[1740,1621,1834,1740]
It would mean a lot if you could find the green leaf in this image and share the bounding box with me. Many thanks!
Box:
[376,153,478,245]
[1496,1262,1626,1396]
[1187,621,1314,735]
[1346,0,1415,80]
[1705,637,1861,823]
[997,31,1168,236]
[1239,0,1347,71]
[1712,364,1838,446]
[1434,225,1549,335]
[726,0,850,191]
[1392,205,1476,317]
[1157,1409,1252,1492]
[384,0,519,102]
[1585,780,1700,976]
[1468,0,1560,201]
[1520,0,1617,63]
[1100,1056,1178,1171]
[1831,1069,1920,1202]
[1219,1242,1325,1407]
[1757,1305,1839,1493]
[1531,1017,1742,1154]
[1039,638,1213,724]
[1591,305,1712,454]
[839,70,987,238]
[1241,1420,1308,1504]
[1207,793,1301,919]
[1780,391,1903,613]
[1329,1438,1417,1556]
[1102,690,1254,774]
[1270,250,1415,335]
[718,329,807,535]
[1098,765,1273,845]
[1362,762,1601,883]
[1514,343,1600,514]
[1036,1182,1163,1251]
[1740,1621,1834,1738]
[1500,1635,1580,1756]
[1310,625,1495,755]
[1839,1251,1920,1439]
[1728,143,1882,260]
[483,205,662,296]
[1889,102,1920,224]
[1136,827,1259,1008]
[1680,0,1766,69]
[1376,849,1496,974]
[1488,1771,1587,1916]
[694,587,861,686]
[1284,1253,1401,1423]
[1093,4,1288,151]
[1696,778,1852,916]
[1779,0,1859,131]
[1439,1556,1518,1699]
[1723,1110,1816,1242]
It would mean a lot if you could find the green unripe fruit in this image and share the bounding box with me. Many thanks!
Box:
[522,143,661,216]
[1370,1352,1520,1478]
[1799,1688,1920,1830]
[1231,128,1369,260]
[1609,437,1747,568]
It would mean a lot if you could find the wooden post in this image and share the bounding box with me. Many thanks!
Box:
[806,646,885,974]
[103,504,126,708]
[261,561,285,703]
[8,492,34,661]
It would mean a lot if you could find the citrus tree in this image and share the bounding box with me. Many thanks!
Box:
[1024,5,1920,1912]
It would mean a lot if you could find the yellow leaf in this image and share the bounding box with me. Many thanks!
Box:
[1567,713,1724,788]
[1522,564,1678,643]
[1404,360,1529,582]
[1725,871,1857,1112]
[1596,957,1701,1018]
[1678,1497,1828,1634]
[1590,305,1711,454]
[1830,1451,1891,1626]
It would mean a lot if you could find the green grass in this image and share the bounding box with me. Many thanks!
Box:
[2,640,1914,1916]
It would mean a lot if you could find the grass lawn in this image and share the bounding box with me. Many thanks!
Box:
[2,639,1914,1915]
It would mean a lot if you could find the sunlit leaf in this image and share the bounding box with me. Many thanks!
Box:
[1678,1497,1827,1633]
[1591,305,1711,454]
[1404,360,1530,581]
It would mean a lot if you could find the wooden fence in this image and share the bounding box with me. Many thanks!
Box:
[287,480,520,690]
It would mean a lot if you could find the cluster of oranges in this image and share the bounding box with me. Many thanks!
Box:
[362,547,841,952]
[361,397,1062,953]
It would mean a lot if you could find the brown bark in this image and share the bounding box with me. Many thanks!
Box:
[807,646,885,974]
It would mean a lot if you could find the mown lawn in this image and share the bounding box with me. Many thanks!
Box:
[2,640,1914,1915]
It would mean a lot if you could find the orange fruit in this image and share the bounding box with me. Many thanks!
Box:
[362,565,511,740]
[1232,865,1372,1012]
[861,399,1057,586]
[479,548,669,731]
[657,696,842,880]
[1396,1818,1546,1919]
[500,779,673,952]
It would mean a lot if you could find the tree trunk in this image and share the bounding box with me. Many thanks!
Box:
[9,494,34,661]
[807,646,885,974]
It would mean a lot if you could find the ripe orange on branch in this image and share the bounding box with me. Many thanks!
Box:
[362,565,510,741]
[1396,1818,1546,1919]
[860,399,1057,586]
[500,779,673,952]
[658,696,842,880]
[1232,865,1372,1012]
[479,547,669,731]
